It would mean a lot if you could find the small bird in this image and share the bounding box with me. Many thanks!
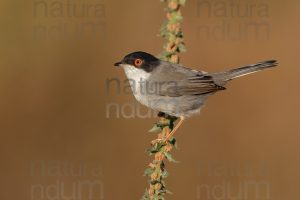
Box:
[115,51,277,141]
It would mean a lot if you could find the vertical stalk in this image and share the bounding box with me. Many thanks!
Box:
[142,1,186,199]
[159,0,186,64]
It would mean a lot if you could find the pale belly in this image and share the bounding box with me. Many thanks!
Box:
[131,85,207,117]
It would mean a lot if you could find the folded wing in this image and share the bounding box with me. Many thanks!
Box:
[149,61,225,97]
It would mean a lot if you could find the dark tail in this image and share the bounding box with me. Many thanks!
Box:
[220,60,278,81]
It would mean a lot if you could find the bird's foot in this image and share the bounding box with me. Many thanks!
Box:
[151,138,165,145]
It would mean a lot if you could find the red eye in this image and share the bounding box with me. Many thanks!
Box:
[134,59,143,67]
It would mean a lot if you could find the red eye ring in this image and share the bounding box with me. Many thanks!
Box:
[134,59,143,67]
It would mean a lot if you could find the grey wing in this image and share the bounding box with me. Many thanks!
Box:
[149,61,226,97]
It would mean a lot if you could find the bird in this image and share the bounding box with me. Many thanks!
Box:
[114,51,277,141]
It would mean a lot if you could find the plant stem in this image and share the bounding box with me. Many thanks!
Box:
[142,1,186,199]
[159,0,186,64]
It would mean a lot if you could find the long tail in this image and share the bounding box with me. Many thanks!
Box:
[220,60,278,81]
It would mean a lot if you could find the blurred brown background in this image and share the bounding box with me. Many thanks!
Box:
[0,0,299,199]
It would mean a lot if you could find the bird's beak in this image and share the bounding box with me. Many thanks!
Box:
[114,61,123,67]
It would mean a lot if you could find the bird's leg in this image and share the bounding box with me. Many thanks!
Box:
[151,116,185,145]
[150,113,175,144]
[163,116,185,142]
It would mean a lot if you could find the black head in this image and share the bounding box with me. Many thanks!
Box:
[114,51,160,72]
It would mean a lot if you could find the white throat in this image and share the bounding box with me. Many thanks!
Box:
[122,64,151,103]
